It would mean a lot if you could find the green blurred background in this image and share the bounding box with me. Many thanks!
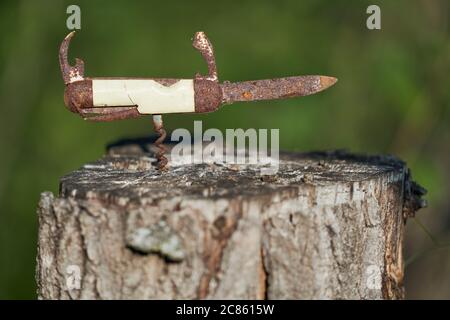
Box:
[0,0,449,299]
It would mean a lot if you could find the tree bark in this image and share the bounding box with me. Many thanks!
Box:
[36,141,426,300]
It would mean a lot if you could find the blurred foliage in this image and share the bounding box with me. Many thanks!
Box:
[0,0,449,299]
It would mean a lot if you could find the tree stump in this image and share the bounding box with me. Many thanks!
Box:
[36,139,426,300]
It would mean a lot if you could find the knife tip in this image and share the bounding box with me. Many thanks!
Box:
[319,76,338,91]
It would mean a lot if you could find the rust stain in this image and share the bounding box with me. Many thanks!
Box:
[153,78,180,87]
[242,91,253,100]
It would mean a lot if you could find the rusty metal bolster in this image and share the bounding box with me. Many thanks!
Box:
[194,79,222,113]
[64,80,93,113]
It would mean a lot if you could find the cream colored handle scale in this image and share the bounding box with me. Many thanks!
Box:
[92,79,195,114]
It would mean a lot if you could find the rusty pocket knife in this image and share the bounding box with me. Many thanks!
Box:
[59,31,337,169]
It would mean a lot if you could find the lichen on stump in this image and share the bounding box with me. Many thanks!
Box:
[36,140,425,299]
